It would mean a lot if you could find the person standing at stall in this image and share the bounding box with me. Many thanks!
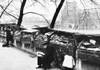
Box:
[3,27,11,47]
[10,28,15,47]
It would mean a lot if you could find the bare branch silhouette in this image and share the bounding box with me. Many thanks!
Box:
[50,0,65,28]
[0,5,18,20]
[31,0,46,8]
[23,12,49,24]
[90,0,100,6]
[28,0,36,7]
[51,0,58,8]
[0,0,13,18]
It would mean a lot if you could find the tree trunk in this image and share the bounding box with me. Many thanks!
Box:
[17,0,27,27]
[50,0,65,28]
[73,36,78,65]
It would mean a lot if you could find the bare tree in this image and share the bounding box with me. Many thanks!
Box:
[24,12,49,24]
[0,0,49,27]
[0,0,65,29]
[17,0,65,28]
[50,0,65,28]
[90,0,100,6]
[17,0,50,27]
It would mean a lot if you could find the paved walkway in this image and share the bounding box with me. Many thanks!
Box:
[0,43,61,70]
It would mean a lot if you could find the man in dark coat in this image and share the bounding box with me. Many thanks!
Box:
[3,27,11,47]
[37,34,55,69]
[43,43,55,68]
[10,29,14,46]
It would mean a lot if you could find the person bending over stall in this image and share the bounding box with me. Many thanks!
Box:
[37,42,55,69]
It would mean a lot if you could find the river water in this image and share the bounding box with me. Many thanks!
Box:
[75,59,100,70]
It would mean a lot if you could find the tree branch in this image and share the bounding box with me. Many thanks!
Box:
[23,12,49,24]
[4,12,18,20]
[51,0,58,8]
[0,0,13,18]
[50,0,65,28]
[36,0,46,8]
[30,0,46,9]
[90,0,100,6]
[0,5,18,20]
[26,0,36,8]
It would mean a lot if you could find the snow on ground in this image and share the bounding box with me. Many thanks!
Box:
[0,43,38,70]
[0,43,61,70]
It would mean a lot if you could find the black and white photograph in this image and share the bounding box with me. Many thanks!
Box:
[0,0,100,70]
